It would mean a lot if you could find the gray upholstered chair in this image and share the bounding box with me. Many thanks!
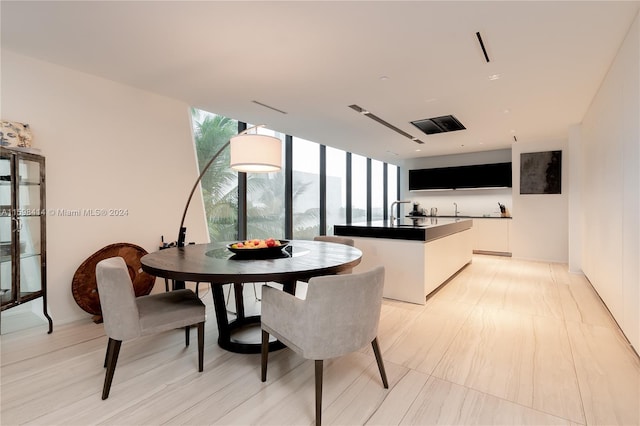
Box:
[96,256,206,400]
[313,235,355,274]
[260,266,388,426]
[313,235,355,247]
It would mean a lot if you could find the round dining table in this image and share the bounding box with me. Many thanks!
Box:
[140,240,362,353]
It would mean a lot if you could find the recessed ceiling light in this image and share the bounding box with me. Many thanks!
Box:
[510,129,516,133]
[503,109,510,114]
[379,76,390,81]
[415,149,421,152]
[488,73,501,81]
[386,150,399,156]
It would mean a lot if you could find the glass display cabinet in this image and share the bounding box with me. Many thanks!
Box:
[0,146,52,333]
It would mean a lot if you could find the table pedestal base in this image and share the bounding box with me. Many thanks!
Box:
[211,281,296,354]
[220,314,285,354]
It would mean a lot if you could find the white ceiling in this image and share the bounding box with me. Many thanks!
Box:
[2,1,638,164]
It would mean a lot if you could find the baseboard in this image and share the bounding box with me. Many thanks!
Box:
[473,250,512,257]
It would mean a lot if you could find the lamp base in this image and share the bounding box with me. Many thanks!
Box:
[177,226,187,248]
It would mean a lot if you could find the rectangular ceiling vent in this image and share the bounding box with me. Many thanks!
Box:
[411,115,466,136]
[252,100,288,115]
[349,104,424,144]
[476,32,491,63]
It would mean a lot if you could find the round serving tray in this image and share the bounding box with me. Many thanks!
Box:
[226,240,289,258]
[71,242,155,317]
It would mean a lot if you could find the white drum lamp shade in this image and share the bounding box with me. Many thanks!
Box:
[230,134,282,173]
[177,125,282,249]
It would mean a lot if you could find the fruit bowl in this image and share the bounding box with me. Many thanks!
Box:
[226,239,289,258]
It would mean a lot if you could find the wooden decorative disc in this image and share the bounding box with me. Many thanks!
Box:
[71,243,155,315]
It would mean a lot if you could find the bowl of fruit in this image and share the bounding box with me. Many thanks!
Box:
[226,238,289,258]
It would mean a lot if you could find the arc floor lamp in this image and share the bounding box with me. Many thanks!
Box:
[177,124,282,248]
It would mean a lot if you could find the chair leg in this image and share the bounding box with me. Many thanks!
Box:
[261,330,269,382]
[253,283,261,302]
[103,340,111,368]
[315,360,323,426]
[197,321,204,372]
[371,337,389,388]
[102,338,122,400]
[185,326,190,346]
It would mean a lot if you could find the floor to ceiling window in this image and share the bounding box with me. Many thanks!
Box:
[191,108,399,242]
[350,153,367,224]
[190,109,238,241]
[245,125,286,240]
[292,136,320,239]
[388,163,399,205]
[371,159,384,221]
[325,146,347,235]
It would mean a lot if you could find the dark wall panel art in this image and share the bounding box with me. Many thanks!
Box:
[520,150,562,194]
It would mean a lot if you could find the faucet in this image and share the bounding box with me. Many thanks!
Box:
[454,202,460,217]
[390,200,411,225]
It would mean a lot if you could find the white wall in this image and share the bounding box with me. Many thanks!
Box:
[1,51,209,325]
[403,147,569,263]
[580,12,639,351]
[511,139,569,263]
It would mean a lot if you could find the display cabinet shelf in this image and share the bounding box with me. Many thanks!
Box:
[1,253,41,263]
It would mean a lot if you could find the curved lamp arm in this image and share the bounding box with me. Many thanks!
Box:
[177,124,264,247]
[177,140,229,247]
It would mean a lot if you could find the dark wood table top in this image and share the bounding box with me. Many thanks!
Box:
[140,240,362,284]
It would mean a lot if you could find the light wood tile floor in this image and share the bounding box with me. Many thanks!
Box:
[1,255,639,425]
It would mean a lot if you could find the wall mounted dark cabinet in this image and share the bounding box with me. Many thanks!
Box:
[409,162,512,191]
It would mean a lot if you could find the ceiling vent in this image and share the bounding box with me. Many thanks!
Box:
[475,32,491,63]
[252,100,288,114]
[411,115,466,135]
[349,104,424,144]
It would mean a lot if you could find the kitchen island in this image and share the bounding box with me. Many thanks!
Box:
[334,218,473,304]
[407,214,513,256]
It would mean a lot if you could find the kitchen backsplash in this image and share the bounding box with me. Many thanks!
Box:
[403,187,513,217]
